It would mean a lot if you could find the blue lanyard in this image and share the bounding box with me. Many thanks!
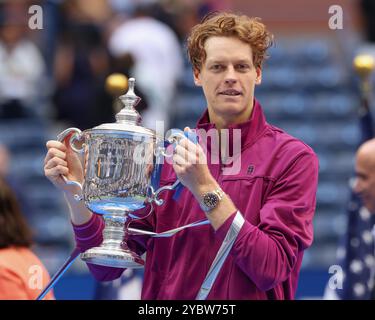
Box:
[196,211,245,300]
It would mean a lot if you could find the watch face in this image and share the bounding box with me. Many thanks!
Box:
[203,193,219,208]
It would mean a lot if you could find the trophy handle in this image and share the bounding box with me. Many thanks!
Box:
[56,128,85,198]
[150,129,199,206]
[149,180,181,206]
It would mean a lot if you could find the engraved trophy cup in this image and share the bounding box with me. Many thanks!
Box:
[57,78,190,268]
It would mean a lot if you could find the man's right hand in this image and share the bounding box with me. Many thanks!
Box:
[44,137,93,226]
[44,138,84,195]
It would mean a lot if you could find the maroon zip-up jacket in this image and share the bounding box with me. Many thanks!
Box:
[73,100,319,299]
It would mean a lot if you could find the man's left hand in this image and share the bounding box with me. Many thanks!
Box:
[172,127,217,197]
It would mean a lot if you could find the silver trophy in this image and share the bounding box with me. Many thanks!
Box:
[57,78,188,268]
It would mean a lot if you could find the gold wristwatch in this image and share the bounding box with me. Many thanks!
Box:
[199,187,225,212]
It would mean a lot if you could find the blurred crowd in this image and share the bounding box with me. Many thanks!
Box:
[0,0,231,130]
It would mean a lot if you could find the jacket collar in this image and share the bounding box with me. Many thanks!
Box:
[195,99,268,156]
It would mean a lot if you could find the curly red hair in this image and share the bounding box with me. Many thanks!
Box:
[187,12,274,72]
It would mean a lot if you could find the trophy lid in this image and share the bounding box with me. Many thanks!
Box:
[91,78,155,137]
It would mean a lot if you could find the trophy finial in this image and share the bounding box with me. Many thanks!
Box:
[116,77,142,125]
[128,78,135,92]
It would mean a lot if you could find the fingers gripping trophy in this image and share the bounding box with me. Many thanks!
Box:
[52,76,192,269]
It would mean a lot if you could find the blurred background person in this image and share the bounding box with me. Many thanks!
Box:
[0,143,35,222]
[0,0,47,119]
[0,177,54,300]
[52,0,148,130]
[108,1,184,131]
[324,138,375,300]
[52,0,114,129]
[353,139,375,299]
[354,139,375,216]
